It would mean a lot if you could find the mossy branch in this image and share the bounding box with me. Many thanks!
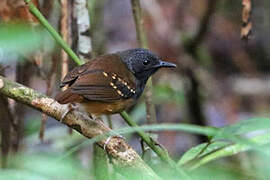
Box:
[0,76,161,180]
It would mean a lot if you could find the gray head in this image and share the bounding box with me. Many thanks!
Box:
[118,48,176,80]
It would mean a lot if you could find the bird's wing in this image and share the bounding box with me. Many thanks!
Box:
[60,61,91,88]
[59,54,137,103]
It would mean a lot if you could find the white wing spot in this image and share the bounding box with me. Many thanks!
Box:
[105,72,136,96]
[117,90,124,96]
[112,73,117,79]
[103,72,108,77]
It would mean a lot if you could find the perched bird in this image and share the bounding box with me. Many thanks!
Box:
[55,48,176,117]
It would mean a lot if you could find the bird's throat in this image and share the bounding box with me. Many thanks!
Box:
[134,78,148,99]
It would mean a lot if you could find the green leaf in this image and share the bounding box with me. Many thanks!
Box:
[180,132,270,171]
[189,164,248,180]
[215,118,270,140]
[178,141,230,166]
[9,154,89,180]
[178,118,270,169]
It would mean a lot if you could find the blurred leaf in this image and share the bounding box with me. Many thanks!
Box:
[0,170,50,180]
[0,23,49,62]
[180,132,270,171]
[24,115,41,136]
[214,118,270,140]
[178,118,270,169]
[9,154,89,180]
[189,164,248,180]
[178,141,230,166]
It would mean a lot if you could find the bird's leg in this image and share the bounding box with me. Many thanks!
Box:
[88,117,124,150]
[60,103,79,122]
[97,117,124,150]
[103,136,113,150]
[140,138,151,159]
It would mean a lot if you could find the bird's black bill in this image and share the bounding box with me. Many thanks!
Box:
[154,61,177,68]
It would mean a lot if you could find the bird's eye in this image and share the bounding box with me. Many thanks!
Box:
[143,59,150,65]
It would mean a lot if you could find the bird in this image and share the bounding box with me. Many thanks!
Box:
[55,48,176,118]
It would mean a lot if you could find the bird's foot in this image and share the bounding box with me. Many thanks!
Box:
[60,103,79,122]
[150,136,166,150]
[103,134,125,150]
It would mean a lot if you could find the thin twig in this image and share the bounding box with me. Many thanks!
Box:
[130,0,147,48]
[59,0,73,134]
[130,0,179,168]
[130,0,157,126]
[60,0,70,85]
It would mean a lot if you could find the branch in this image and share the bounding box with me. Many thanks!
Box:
[0,76,161,180]
[130,0,157,125]
[130,0,147,48]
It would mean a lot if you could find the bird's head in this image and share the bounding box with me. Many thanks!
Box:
[118,48,176,81]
